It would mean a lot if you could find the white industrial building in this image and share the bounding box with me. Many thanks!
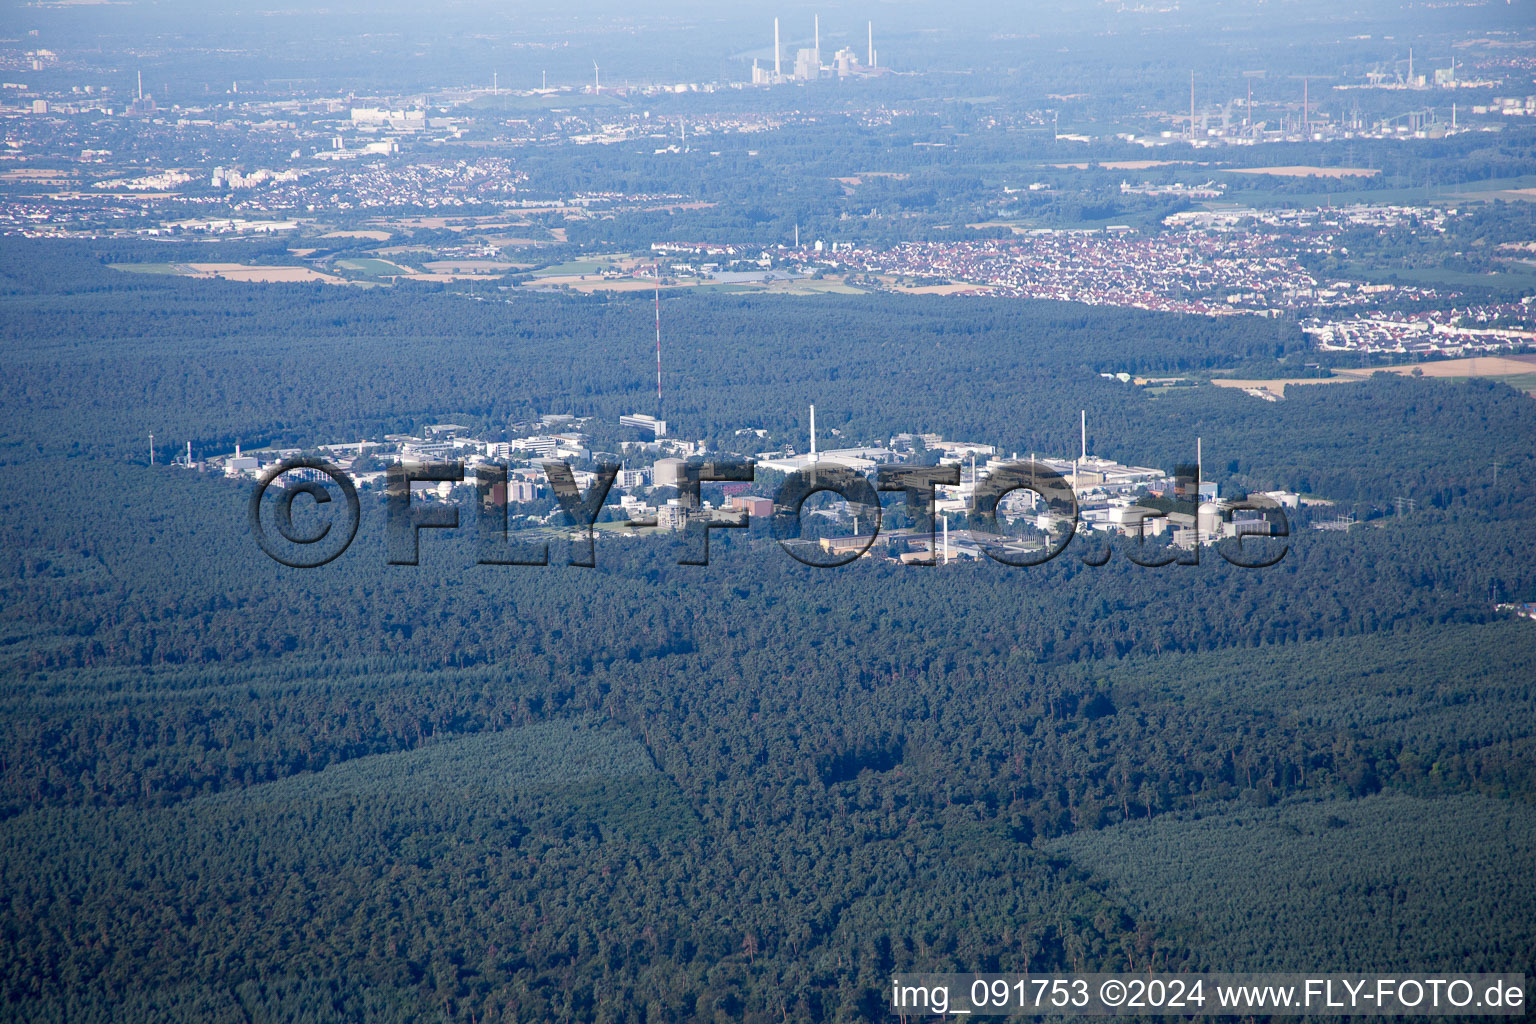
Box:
[620,413,667,438]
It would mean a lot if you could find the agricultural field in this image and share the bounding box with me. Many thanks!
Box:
[531,258,622,277]
[758,275,871,295]
[1449,178,1536,203]
[1209,377,1360,399]
[1339,259,1536,293]
[1224,165,1380,178]
[109,262,348,283]
[1335,356,1536,395]
[319,230,392,241]
[420,260,530,274]
[336,257,417,277]
[1052,160,1196,170]
[109,262,185,275]
[1212,357,1536,399]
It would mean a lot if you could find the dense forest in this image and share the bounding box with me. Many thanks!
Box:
[1,239,1533,1021]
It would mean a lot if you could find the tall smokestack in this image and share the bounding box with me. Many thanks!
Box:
[809,404,817,457]
[815,14,820,61]
[774,18,781,78]
[1189,70,1195,140]
[137,70,143,101]
[1080,409,1087,461]
[868,22,873,66]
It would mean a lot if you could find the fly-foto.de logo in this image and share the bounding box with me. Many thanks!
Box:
[248,457,1289,570]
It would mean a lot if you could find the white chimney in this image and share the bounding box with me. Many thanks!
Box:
[774,18,781,78]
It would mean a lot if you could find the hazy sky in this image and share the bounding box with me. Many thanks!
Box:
[8,0,1528,97]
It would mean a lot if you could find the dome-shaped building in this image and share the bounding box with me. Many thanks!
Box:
[1197,501,1222,542]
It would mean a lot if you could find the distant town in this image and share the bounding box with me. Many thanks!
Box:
[7,8,1535,366]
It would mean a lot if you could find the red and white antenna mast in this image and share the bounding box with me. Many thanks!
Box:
[653,263,662,418]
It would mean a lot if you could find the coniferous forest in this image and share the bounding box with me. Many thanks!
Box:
[1,240,1534,1022]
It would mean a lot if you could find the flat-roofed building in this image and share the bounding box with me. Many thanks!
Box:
[730,495,774,519]
[620,413,667,438]
[511,436,560,458]
[617,468,650,489]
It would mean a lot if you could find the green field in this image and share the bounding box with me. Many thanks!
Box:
[531,258,617,276]
[1207,173,1536,210]
[1337,259,1536,293]
[336,257,414,277]
[108,262,185,275]
[1495,372,1536,395]
[702,277,870,295]
[1448,174,1536,202]
[1354,370,1536,396]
